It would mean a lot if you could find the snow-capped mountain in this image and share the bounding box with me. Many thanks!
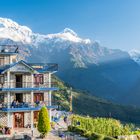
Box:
[1,17,140,106]
[129,49,140,65]
[0,17,130,68]
[0,18,32,43]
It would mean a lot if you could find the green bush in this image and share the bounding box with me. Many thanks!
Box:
[37,106,51,138]
[70,115,132,137]
[84,131,92,137]
[89,132,104,140]
[131,130,140,135]
[68,125,117,140]
[104,136,116,140]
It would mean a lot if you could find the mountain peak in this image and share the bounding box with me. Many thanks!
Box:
[0,17,32,43]
[129,49,140,65]
[0,17,31,32]
[63,28,77,37]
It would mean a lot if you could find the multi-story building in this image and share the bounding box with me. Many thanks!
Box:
[0,47,58,130]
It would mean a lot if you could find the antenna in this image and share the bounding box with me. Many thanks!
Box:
[15,47,19,53]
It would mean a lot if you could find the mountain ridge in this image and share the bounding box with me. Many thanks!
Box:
[0,17,140,106]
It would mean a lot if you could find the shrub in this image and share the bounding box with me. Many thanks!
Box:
[89,132,104,140]
[131,130,140,135]
[37,106,51,138]
[104,136,116,140]
[84,131,92,137]
[70,115,132,137]
[68,126,117,140]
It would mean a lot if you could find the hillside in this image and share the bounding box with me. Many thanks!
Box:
[53,76,140,124]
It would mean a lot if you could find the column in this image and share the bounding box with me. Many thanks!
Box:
[48,73,52,122]
[25,75,27,88]
[31,74,34,103]
[7,70,11,127]
[31,74,34,135]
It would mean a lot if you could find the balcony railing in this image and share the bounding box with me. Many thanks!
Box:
[0,82,57,88]
[0,101,58,112]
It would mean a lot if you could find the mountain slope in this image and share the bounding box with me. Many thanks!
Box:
[129,49,140,65]
[0,18,140,106]
[53,76,140,124]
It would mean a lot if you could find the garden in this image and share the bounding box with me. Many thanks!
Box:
[68,115,140,140]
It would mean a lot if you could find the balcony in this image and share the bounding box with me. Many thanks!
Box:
[0,82,58,92]
[0,101,58,112]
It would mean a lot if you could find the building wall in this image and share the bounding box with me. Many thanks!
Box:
[23,93,31,103]
[44,73,49,83]
[3,55,17,65]
[4,56,10,65]
[0,112,7,126]
[24,112,31,127]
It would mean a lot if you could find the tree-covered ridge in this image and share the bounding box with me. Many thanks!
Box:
[52,75,140,124]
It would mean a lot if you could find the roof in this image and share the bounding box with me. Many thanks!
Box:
[0,52,18,55]
[28,63,58,73]
[0,60,58,74]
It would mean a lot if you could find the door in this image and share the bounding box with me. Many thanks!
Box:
[34,111,39,122]
[14,112,24,128]
[34,93,44,102]
[15,93,23,103]
[16,75,22,88]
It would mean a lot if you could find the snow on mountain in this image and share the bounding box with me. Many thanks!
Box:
[129,49,140,65]
[0,17,130,68]
[0,18,91,44]
[45,28,91,44]
[0,18,32,43]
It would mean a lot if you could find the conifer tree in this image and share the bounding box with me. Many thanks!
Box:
[37,106,51,138]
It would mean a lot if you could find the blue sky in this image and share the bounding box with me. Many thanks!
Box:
[0,0,140,51]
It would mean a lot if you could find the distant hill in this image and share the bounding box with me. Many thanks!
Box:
[53,76,140,124]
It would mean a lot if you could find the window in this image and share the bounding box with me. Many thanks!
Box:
[0,93,4,103]
[34,74,44,84]
[0,75,4,84]
[0,57,4,66]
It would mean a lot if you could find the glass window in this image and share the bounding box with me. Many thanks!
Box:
[34,74,44,84]
[0,75,4,83]
[0,93,4,103]
[0,57,4,66]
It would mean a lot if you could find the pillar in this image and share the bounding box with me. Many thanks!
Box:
[48,73,52,122]
[31,73,34,135]
[7,70,11,127]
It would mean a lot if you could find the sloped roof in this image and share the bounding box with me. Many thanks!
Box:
[0,60,36,74]
[28,63,58,73]
[0,60,58,74]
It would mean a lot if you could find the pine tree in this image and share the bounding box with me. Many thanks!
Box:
[37,106,51,138]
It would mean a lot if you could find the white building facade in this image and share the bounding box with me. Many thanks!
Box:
[0,47,58,129]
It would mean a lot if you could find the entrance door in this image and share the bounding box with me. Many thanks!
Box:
[34,93,44,102]
[15,93,23,102]
[34,111,39,122]
[16,75,22,88]
[14,112,24,128]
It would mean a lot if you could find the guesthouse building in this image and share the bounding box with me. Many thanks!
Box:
[0,46,58,130]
